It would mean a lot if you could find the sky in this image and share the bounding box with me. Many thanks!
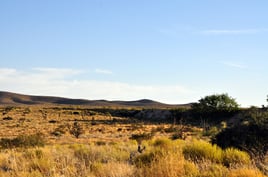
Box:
[0,0,268,107]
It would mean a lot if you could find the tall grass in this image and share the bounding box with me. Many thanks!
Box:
[223,148,251,167]
[183,139,223,163]
[0,138,266,177]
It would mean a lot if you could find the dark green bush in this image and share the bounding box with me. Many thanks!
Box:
[171,131,185,140]
[203,126,219,137]
[213,124,268,162]
[48,120,57,124]
[51,124,68,137]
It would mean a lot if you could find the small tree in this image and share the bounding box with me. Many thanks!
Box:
[191,93,239,119]
[69,122,84,138]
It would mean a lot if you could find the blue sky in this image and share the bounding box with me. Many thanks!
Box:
[0,0,268,107]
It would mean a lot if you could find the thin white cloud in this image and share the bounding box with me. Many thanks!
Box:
[0,68,17,75]
[95,68,113,75]
[220,61,247,69]
[0,68,193,104]
[159,26,268,36]
[0,67,83,80]
[33,67,83,78]
[201,29,268,35]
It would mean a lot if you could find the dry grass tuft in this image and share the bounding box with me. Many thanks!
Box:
[228,168,267,177]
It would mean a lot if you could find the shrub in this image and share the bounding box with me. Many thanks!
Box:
[117,128,123,132]
[183,140,223,163]
[134,151,157,167]
[213,124,268,162]
[152,125,165,133]
[164,126,178,133]
[153,138,172,149]
[50,131,61,137]
[130,132,154,144]
[223,148,251,167]
[48,120,57,124]
[73,145,94,167]
[69,121,84,138]
[51,124,68,137]
[0,133,45,149]
[171,131,186,140]
[95,141,106,146]
[2,117,13,121]
[203,126,219,137]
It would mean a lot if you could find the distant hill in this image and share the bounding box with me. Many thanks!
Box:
[0,91,188,108]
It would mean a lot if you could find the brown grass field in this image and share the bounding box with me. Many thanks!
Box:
[0,105,189,143]
[0,105,267,177]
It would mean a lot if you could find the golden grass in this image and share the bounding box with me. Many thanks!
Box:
[0,139,266,177]
[228,168,267,177]
[183,139,223,163]
[0,106,267,177]
[223,148,251,167]
[0,106,200,145]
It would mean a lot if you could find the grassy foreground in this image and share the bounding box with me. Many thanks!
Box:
[0,138,266,177]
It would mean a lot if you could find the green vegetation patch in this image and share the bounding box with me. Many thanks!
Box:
[0,133,45,149]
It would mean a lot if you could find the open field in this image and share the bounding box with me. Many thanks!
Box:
[0,104,267,177]
[0,105,197,144]
[2,0,268,176]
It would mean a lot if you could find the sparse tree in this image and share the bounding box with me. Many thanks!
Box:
[69,121,84,138]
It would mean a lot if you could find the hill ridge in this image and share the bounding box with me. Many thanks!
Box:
[0,91,186,108]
